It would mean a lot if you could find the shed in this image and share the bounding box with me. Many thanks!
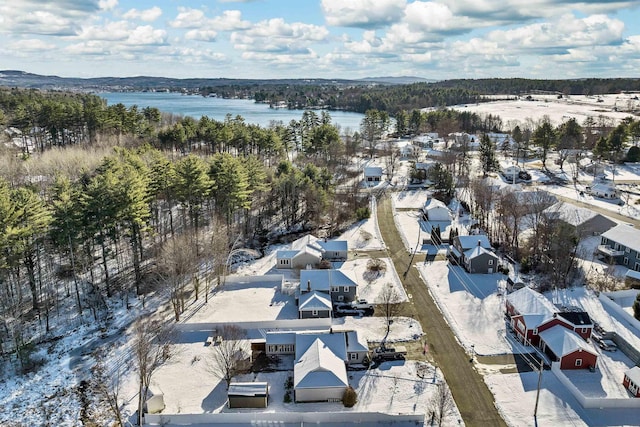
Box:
[227,382,269,408]
[589,182,619,199]
[625,269,640,288]
[145,394,165,414]
[623,366,640,397]
[363,166,383,186]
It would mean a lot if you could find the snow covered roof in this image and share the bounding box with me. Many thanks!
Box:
[228,382,268,397]
[294,338,348,389]
[225,274,283,288]
[345,330,368,353]
[506,287,556,318]
[602,224,640,252]
[556,311,593,327]
[424,198,448,211]
[265,331,296,346]
[521,314,549,329]
[364,166,383,176]
[291,234,319,251]
[455,235,491,251]
[539,326,595,358]
[464,245,497,260]
[625,270,640,281]
[299,291,332,311]
[295,244,323,260]
[295,332,347,361]
[316,240,348,252]
[299,269,357,292]
[277,250,299,260]
[449,245,461,257]
[625,366,640,385]
[545,202,599,226]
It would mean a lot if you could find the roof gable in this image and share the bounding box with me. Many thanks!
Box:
[539,326,595,357]
[557,311,593,327]
[299,291,332,311]
[295,332,347,361]
[464,245,497,260]
[294,338,348,389]
[506,287,556,318]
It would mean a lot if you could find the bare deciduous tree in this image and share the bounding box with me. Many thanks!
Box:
[91,349,124,427]
[156,233,198,321]
[207,325,249,388]
[133,317,173,426]
[380,285,401,337]
[430,381,455,426]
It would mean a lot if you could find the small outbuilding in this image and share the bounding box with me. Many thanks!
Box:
[363,166,383,186]
[539,327,598,370]
[623,366,640,397]
[423,198,451,221]
[227,382,269,408]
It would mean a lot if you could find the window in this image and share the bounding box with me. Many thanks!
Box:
[488,260,494,265]
[581,328,588,333]
[343,286,349,292]
[575,359,582,367]
[635,262,640,272]
[625,247,630,253]
[312,310,318,316]
[624,257,629,266]
[337,295,344,302]
[533,328,538,335]
[331,286,339,292]
[349,353,358,360]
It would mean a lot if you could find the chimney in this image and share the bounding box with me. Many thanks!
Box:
[307,280,311,292]
[478,240,481,247]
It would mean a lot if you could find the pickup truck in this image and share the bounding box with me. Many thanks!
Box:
[350,299,374,310]
[372,345,407,361]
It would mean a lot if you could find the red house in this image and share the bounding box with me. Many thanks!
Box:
[539,327,598,370]
[623,366,640,397]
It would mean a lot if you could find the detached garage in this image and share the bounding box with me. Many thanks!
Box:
[227,382,268,408]
[539,327,598,370]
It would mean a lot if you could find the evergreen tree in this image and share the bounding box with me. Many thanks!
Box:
[479,134,498,175]
[532,119,556,169]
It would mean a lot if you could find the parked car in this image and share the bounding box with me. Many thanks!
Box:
[350,299,374,310]
[372,345,407,361]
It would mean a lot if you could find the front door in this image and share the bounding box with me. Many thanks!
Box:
[488,268,493,274]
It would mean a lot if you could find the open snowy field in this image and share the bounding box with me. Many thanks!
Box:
[340,257,409,303]
[449,94,635,127]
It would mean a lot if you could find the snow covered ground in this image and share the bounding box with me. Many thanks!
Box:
[449,94,635,127]
[415,261,512,356]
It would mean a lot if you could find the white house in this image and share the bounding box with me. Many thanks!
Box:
[363,166,384,186]
[588,182,619,199]
[423,198,451,221]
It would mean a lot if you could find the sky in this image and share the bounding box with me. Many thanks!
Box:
[1,0,640,80]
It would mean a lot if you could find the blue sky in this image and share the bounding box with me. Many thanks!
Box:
[1,0,640,80]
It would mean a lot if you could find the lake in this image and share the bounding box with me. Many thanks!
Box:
[100,92,365,131]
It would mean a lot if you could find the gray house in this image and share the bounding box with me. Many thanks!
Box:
[299,269,358,303]
[298,291,332,319]
[464,245,499,274]
[544,202,616,237]
[316,240,348,262]
[450,234,498,273]
[598,224,640,271]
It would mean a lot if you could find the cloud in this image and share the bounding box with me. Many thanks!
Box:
[170,8,250,32]
[126,25,167,46]
[77,21,131,41]
[123,7,162,22]
[8,39,57,51]
[231,18,329,55]
[185,29,218,42]
[321,0,406,28]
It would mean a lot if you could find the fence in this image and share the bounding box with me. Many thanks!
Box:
[173,318,332,333]
[145,411,425,425]
[551,363,640,409]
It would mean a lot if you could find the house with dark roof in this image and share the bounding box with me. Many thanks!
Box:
[598,224,640,271]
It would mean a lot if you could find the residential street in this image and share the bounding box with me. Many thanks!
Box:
[376,196,507,427]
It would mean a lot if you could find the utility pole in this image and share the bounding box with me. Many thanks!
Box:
[533,358,543,420]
